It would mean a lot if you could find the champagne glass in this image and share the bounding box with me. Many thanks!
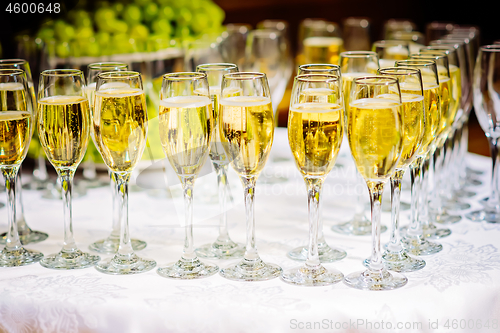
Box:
[184,38,224,72]
[282,74,344,286]
[372,40,410,68]
[331,51,385,236]
[287,63,346,263]
[425,22,455,45]
[343,76,407,290]
[365,67,426,272]
[395,59,444,255]
[302,20,344,65]
[383,19,417,39]
[93,71,155,274]
[466,45,500,223]
[194,63,245,260]
[37,69,100,269]
[218,72,282,281]
[0,59,48,245]
[296,18,327,66]
[220,23,252,70]
[388,31,426,54]
[157,72,219,279]
[0,68,43,267]
[85,62,148,254]
[342,17,371,51]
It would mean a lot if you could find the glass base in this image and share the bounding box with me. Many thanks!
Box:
[281,264,343,286]
[344,269,407,291]
[433,212,462,224]
[96,253,156,275]
[465,178,482,187]
[401,236,443,256]
[219,257,282,281]
[364,251,426,273]
[89,238,147,254]
[454,190,476,199]
[195,241,245,260]
[466,210,500,223]
[40,250,100,270]
[331,220,387,236]
[287,243,346,263]
[400,224,451,239]
[0,247,43,267]
[0,202,4,209]
[0,230,48,245]
[467,167,484,176]
[157,257,218,279]
[442,200,471,211]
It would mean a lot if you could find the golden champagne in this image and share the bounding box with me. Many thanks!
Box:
[0,82,27,112]
[38,96,90,170]
[298,88,339,104]
[342,73,373,114]
[437,76,451,142]
[219,96,274,176]
[288,102,344,177]
[448,64,461,127]
[377,92,424,168]
[0,111,31,166]
[303,36,344,65]
[348,98,403,181]
[159,95,212,177]
[93,88,147,173]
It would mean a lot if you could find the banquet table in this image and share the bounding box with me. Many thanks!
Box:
[1,128,499,333]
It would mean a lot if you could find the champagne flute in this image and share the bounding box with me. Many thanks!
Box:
[395,59,444,255]
[372,40,410,68]
[157,72,219,279]
[296,19,328,66]
[343,76,407,290]
[342,17,371,51]
[365,67,426,272]
[37,69,100,269]
[93,71,155,274]
[383,19,417,40]
[287,63,346,263]
[194,63,245,260]
[184,38,224,72]
[220,23,252,70]
[466,45,500,223]
[0,68,43,267]
[302,20,344,65]
[218,72,282,281]
[85,62,148,254]
[331,51,385,236]
[282,74,345,286]
[0,59,48,245]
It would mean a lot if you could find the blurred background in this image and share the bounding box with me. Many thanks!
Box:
[0,0,493,160]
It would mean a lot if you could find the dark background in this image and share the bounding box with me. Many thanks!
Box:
[0,0,494,155]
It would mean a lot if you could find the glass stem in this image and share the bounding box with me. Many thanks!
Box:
[352,172,367,227]
[367,180,385,272]
[419,156,431,228]
[214,163,230,243]
[113,172,134,258]
[408,156,424,237]
[242,176,258,261]
[109,172,120,240]
[304,177,324,269]
[488,137,500,208]
[388,169,404,253]
[181,176,196,261]
[34,148,48,182]
[58,169,78,253]
[15,172,29,236]
[3,166,22,251]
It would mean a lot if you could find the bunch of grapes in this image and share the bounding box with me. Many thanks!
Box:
[35,0,225,58]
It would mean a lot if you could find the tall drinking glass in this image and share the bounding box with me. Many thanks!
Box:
[344,76,407,290]
[331,51,384,236]
[302,20,344,65]
[0,59,48,245]
[287,63,346,263]
[466,45,500,223]
[85,62,148,254]
[219,72,282,281]
[194,63,244,260]
[0,69,43,267]
[157,72,219,279]
[372,40,410,68]
[38,69,100,269]
[282,74,345,286]
[93,71,155,274]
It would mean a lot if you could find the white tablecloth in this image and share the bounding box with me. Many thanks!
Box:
[1,128,499,333]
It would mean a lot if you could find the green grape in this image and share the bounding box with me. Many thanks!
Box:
[75,26,94,39]
[158,6,175,20]
[111,20,129,34]
[113,2,124,15]
[123,4,142,24]
[37,27,55,41]
[143,2,158,22]
[191,12,209,34]
[55,41,70,58]
[176,7,192,26]
[94,7,116,23]
[175,25,191,39]
[151,18,172,36]
[87,39,101,57]
[129,24,149,40]
[133,0,151,6]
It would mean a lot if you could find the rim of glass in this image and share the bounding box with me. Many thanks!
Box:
[0,68,25,76]
[412,53,447,61]
[480,45,500,52]
[378,67,421,76]
[299,64,340,70]
[296,73,340,82]
[88,62,128,70]
[353,76,399,85]
[396,59,436,67]
[0,59,28,66]
[196,63,238,72]
[340,50,378,58]
[223,72,266,80]
[248,29,282,38]
[98,70,141,79]
[373,39,410,47]
[162,72,206,80]
[257,19,289,29]
[420,45,457,55]
[41,69,83,77]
